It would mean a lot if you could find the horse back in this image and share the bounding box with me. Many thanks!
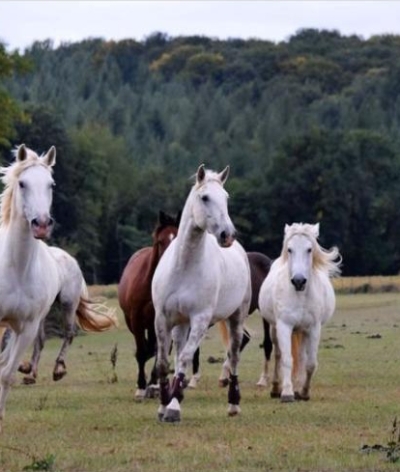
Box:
[118,247,157,333]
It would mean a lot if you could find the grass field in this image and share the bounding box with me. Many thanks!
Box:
[1,289,400,471]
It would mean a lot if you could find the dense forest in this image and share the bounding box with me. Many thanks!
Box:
[1,28,400,283]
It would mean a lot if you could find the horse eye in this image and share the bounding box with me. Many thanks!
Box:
[287,248,292,254]
[201,195,209,203]
[307,248,312,253]
[19,181,25,189]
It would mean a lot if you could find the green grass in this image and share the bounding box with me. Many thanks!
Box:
[2,293,400,471]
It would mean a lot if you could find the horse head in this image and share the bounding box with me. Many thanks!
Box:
[283,223,320,292]
[192,164,236,247]
[152,210,180,259]
[1,144,56,240]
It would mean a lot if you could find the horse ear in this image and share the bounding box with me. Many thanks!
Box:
[158,210,167,226]
[44,146,56,167]
[312,222,320,238]
[284,224,290,235]
[196,164,206,184]
[17,144,27,162]
[218,165,230,184]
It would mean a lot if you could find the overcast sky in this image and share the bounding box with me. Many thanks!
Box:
[1,1,400,52]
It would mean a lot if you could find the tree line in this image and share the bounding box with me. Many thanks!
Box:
[1,28,400,282]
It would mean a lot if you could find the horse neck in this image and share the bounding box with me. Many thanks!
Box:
[174,196,207,267]
[1,211,40,274]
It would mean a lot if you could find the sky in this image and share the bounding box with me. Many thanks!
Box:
[1,1,400,52]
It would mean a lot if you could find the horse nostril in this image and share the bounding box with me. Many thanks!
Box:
[49,217,54,226]
[31,218,39,227]
[291,276,307,291]
[220,231,227,242]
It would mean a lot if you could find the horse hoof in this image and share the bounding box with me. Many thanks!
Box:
[280,394,295,403]
[53,371,67,382]
[145,385,160,399]
[228,404,241,416]
[18,362,32,375]
[218,378,229,388]
[135,389,146,401]
[22,376,36,385]
[295,391,310,401]
[162,398,181,423]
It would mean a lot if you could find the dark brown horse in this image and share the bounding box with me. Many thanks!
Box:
[216,251,300,389]
[118,211,181,400]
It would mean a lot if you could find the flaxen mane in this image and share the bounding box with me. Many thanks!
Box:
[282,223,341,278]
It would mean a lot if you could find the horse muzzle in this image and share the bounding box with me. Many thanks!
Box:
[291,275,307,291]
[31,216,54,240]
[218,230,235,248]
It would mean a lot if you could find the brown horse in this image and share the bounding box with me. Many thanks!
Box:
[118,211,181,400]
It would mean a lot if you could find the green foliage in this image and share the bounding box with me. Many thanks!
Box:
[6,29,400,279]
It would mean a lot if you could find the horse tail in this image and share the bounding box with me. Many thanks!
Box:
[291,330,302,380]
[217,320,230,349]
[75,282,119,332]
[217,320,251,350]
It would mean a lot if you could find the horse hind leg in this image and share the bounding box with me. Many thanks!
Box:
[257,319,272,388]
[188,347,200,389]
[52,299,78,381]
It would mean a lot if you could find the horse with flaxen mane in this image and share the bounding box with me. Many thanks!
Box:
[259,222,341,402]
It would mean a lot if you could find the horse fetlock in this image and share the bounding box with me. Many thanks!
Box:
[22,375,36,385]
[270,381,281,398]
[228,404,241,416]
[256,374,268,388]
[18,361,32,375]
[162,398,181,423]
[135,388,146,401]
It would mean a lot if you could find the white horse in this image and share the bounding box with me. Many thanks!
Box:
[258,223,341,402]
[152,164,251,422]
[15,245,118,384]
[0,144,115,433]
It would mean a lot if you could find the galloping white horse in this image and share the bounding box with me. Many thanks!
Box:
[0,144,115,433]
[152,164,251,422]
[16,245,118,384]
[258,223,341,402]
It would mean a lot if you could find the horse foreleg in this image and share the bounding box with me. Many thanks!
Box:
[53,305,76,382]
[270,324,281,398]
[276,320,295,402]
[0,320,41,434]
[154,312,172,421]
[134,333,149,400]
[297,326,320,401]
[162,324,191,423]
[18,319,45,385]
[226,311,243,416]
[257,319,272,387]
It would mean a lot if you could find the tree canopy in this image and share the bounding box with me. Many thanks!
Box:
[4,28,400,281]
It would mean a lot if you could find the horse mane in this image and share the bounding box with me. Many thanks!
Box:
[281,223,342,278]
[0,147,53,226]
